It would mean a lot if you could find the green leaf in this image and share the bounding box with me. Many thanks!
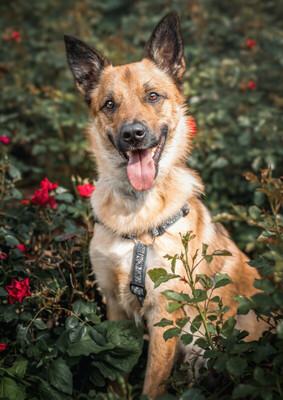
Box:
[214,273,232,288]
[204,255,213,264]
[247,257,274,276]
[90,369,105,387]
[212,250,232,256]
[176,317,189,328]
[0,377,26,400]
[33,376,68,400]
[232,384,255,399]
[252,345,277,363]
[11,188,22,200]
[154,318,174,327]
[213,352,228,373]
[233,295,253,315]
[65,316,79,330]
[148,268,167,282]
[190,316,202,333]
[154,274,180,289]
[6,360,28,379]
[202,243,209,256]
[67,330,114,356]
[72,300,100,323]
[171,254,178,273]
[221,317,236,336]
[34,318,47,330]
[0,287,8,296]
[194,338,209,349]
[180,387,205,400]
[192,289,207,303]
[232,205,247,218]
[253,278,275,294]
[56,193,74,203]
[163,327,181,341]
[181,333,193,345]
[226,357,247,376]
[69,324,87,343]
[4,235,20,247]
[47,359,73,395]
[166,302,182,313]
[162,290,191,302]
[8,165,21,181]
[249,205,261,219]
[90,326,107,346]
[210,296,220,303]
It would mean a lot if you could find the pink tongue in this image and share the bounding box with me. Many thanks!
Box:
[127,149,156,191]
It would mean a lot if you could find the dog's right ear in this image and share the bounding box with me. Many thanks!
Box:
[64,34,111,104]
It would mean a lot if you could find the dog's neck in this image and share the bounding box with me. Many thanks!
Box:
[91,163,203,237]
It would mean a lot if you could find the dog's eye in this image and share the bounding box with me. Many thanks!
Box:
[148,92,160,102]
[104,100,115,110]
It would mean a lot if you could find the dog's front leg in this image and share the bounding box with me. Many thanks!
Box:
[143,306,179,399]
[105,294,128,321]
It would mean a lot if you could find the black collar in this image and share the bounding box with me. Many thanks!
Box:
[93,203,189,306]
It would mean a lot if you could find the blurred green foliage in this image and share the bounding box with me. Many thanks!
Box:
[1,0,282,212]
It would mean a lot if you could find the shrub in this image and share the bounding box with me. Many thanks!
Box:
[149,169,283,399]
[0,153,143,399]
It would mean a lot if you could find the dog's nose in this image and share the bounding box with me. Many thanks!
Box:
[120,122,146,144]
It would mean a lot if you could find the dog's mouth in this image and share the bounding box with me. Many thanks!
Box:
[121,133,166,191]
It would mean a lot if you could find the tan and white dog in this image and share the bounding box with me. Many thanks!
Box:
[65,13,266,398]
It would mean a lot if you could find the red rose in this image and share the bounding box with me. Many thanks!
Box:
[0,344,6,351]
[248,81,256,90]
[6,277,32,304]
[28,178,57,208]
[0,136,10,145]
[14,244,27,253]
[40,178,58,192]
[187,116,197,138]
[0,252,7,260]
[247,39,255,48]
[12,32,20,40]
[77,184,95,198]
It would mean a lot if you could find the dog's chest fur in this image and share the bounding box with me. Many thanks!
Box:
[89,215,193,320]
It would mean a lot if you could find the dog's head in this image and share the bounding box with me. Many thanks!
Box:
[65,13,190,192]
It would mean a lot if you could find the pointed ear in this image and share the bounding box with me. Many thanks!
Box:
[64,34,111,104]
[143,13,185,86]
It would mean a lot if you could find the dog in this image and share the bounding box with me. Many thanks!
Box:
[64,13,266,398]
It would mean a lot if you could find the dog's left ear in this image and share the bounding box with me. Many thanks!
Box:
[143,13,185,85]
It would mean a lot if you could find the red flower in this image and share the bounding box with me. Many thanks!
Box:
[6,278,32,304]
[24,178,57,208]
[187,116,197,138]
[0,344,6,351]
[30,189,56,208]
[14,244,27,253]
[248,81,256,90]
[247,39,255,48]
[12,31,20,40]
[0,136,10,145]
[77,183,95,198]
[0,252,7,260]
[40,178,58,192]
